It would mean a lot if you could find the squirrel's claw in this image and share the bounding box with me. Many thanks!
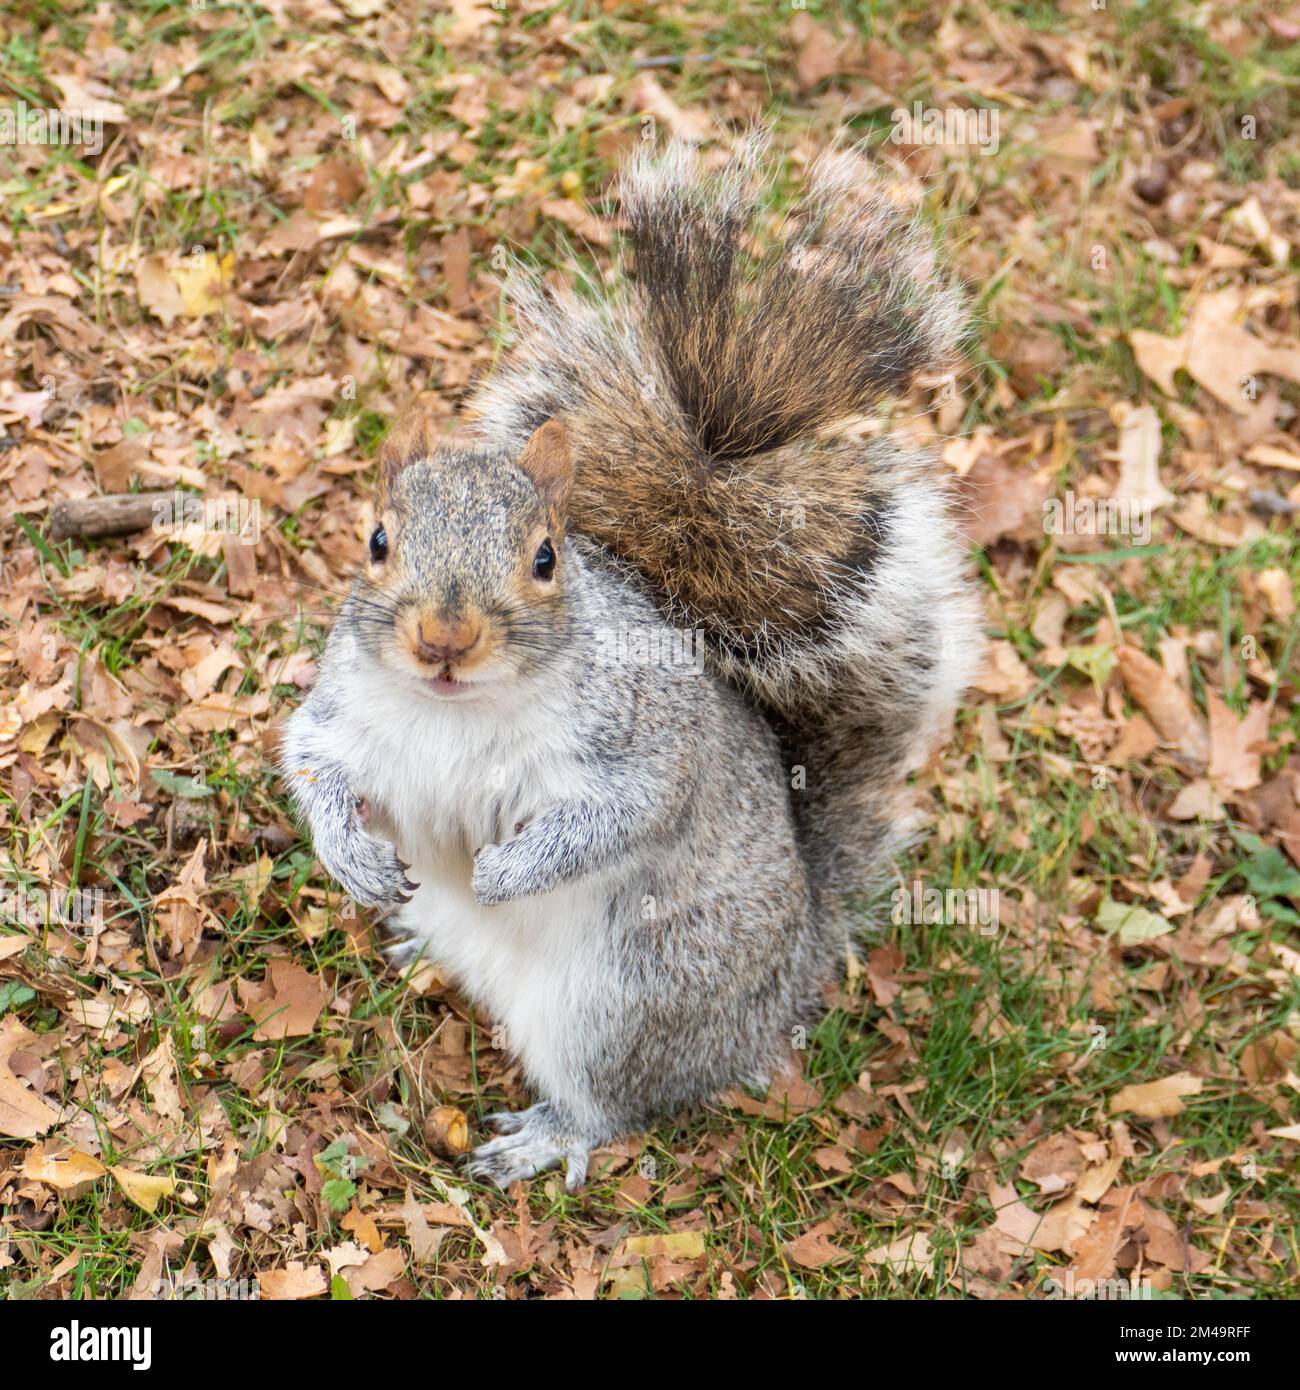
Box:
[466,1104,591,1191]
[323,826,417,909]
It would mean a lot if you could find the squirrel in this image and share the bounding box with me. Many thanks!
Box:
[278,140,983,1190]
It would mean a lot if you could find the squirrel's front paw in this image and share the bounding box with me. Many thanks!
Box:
[472,841,531,906]
[322,827,416,909]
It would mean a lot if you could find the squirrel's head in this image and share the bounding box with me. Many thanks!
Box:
[358,416,574,700]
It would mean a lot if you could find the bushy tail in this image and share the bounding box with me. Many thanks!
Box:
[466,139,983,924]
[619,138,962,463]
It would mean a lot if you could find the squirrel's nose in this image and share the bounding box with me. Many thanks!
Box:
[414,616,482,666]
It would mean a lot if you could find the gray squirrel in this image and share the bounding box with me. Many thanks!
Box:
[278,141,982,1189]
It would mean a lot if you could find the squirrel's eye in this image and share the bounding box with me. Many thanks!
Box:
[532,538,556,581]
[369,526,388,563]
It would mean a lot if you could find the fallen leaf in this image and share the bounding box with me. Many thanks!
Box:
[1130,288,1300,414]
[625,74,712,143]
[1109,1072,1203,1119]
[1097,898,1176,947]
[401,1189,449,1265]
[135,251,233,326]
[243,960,327,1041]
[1116,647,1209,765]
[49,73,128,123]
[1071,1186,1140,1284]
[22,1146,106,1197]
[260,1262,328,1300]
[151,838,213,964]
[973,640,1036,700]
[0,1015,59,1139]
[1207,694,1270,797]
[789,13,856,90]
[110,1166,176,1213]
[1019,1132,1084,1196]
[343,1244,405,1296]
[1166,778,1225,821]
[862,1230,933,1273]
[623,1230,706,1261]
[1256,568,1294,620]
[1112,403,1173,511]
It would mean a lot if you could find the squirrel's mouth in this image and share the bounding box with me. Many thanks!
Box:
[425,666,470,697]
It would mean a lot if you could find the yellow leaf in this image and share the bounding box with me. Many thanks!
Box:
[110,1165,176,1213]
[135,251,232,325]
[17,711,61,756]
[622,1230,705,1260]
[23,1146,106,1196]
[172,251,233,318]
[232,854,273,907]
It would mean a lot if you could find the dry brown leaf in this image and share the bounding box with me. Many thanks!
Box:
[401,1189,449,1265]
[343,1244,405,1296]
[1207,693,1270,797]
[973,640,1036,700]
[1075,1155,1124,1204]
[1130,288,1300,414]
[1245,441,1300,473]
[539,198,613,247]
[789,13,856,90]
[1109,1072,1203,1118]
[1020,1132,1084,1196]
[49,73,128,123]
[1112,403,1173,510]
[1170,493,1264,548]
[1166,778,1225,821]
[0,1015,59,1139]
[243,960,328,1041]
[625,74,712,143]
[1116,647,1209,765]
[1071,1186,1140,1284]
[1256,568,1294,620]
[260,1262,328,1300]
[862,1230,933,1273]
[135,251,233,326]
[151,838,213,964]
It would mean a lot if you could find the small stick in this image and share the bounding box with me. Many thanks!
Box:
[48,492,171,541]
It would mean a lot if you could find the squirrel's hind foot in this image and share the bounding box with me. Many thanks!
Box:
[466,1103,591,1192]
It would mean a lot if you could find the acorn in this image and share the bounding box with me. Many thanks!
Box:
[423,1105,470,1159]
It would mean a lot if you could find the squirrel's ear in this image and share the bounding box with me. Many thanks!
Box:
[517,419,573,518]
[379,410,439,494]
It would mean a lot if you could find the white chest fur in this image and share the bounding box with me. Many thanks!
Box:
[335,660,613,1120]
